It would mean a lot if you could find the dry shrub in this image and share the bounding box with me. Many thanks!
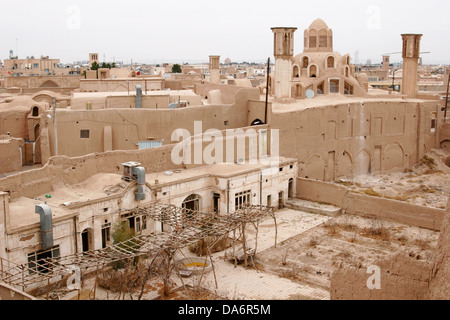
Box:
[362,219,390,241]
[323,221,340,236]
[279,268,299,281]
[309,237,319,247]
[420,184,436,193]
[420,155,436,169]
[97,264,146,293]
[413,237,431,249]
[189,235,230,256]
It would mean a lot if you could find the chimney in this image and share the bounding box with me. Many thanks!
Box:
[121,162,146,201]
[401,34,422,98]
[136,85,142,108]
[35,204,53,251]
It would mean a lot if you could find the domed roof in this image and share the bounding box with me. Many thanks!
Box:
[308,18,329,30]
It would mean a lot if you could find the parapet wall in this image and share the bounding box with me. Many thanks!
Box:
[0,282,35,300]
[426,196,450,299]
[194,83,260,104]
[296,177,444,231]
[330,252,432,300]
[273,99,442,180]
[0,123,271,200]
[0,144,178,200]
[330,196,450,300]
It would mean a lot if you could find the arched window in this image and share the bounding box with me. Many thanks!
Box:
[302,56,309,68]
[293,65,299,77]
[32,106,39,117]
[327,56,335,68]
[309,65,318,78]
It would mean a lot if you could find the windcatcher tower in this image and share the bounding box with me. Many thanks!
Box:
[382,55,390,72]
[209,55,220,84]
[401,34,422,98]
[271,27,297,99]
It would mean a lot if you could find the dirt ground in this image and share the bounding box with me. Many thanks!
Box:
[334,149,450,209]
[256,212,440,292]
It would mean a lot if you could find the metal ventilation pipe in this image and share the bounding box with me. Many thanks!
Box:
[35,204,53,250]
[133,166,146,201]
[136,85,142,109]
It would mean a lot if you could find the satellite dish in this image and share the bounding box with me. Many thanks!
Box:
[306,89,315,99]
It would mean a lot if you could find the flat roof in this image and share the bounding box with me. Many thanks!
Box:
[71,89,199,98]
[7,157,296,231]
[270,95,426,113]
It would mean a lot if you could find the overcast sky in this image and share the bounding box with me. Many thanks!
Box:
[1,0,449,65]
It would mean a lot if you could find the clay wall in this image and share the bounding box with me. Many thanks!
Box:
[426,197,450,299]
[0,123,270,200]
[79,78,164,92]
[440,123,450,150]
[272,99,441,180]
[296,177,444,231]
[70,93,202,110]
[194,82,260,104]
[42,89,264,158]
[0,137,24,174]
[0,109,30,139]
[0,283,35,300]
[330,252,432,300]
[330,197,450,300]
[5,75,81,89]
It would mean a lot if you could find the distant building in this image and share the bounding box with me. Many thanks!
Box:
[3,55,60,77]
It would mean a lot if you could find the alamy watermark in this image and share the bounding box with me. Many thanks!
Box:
[366,5,381,30]
[66,265,81,290]
[66,5,81,30]
[366,265,381,290]
[170,121,280,172]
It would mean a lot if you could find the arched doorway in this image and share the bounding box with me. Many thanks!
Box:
[302,56,309,68]
[32,106,39,117]
[81,228,94,252]
[182,194,201,228]
[182,194,201,212]
[288,178,294,199]
[293,65,299,78]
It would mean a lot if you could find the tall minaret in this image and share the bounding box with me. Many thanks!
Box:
[209,55,220,84]
[271,27,297,99]
[401,34,422,98]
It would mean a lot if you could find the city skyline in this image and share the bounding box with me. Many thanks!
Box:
[1,0,450,65]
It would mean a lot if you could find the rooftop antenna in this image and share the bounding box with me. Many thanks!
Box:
[264,57,270,124]
[444,69,450,123]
